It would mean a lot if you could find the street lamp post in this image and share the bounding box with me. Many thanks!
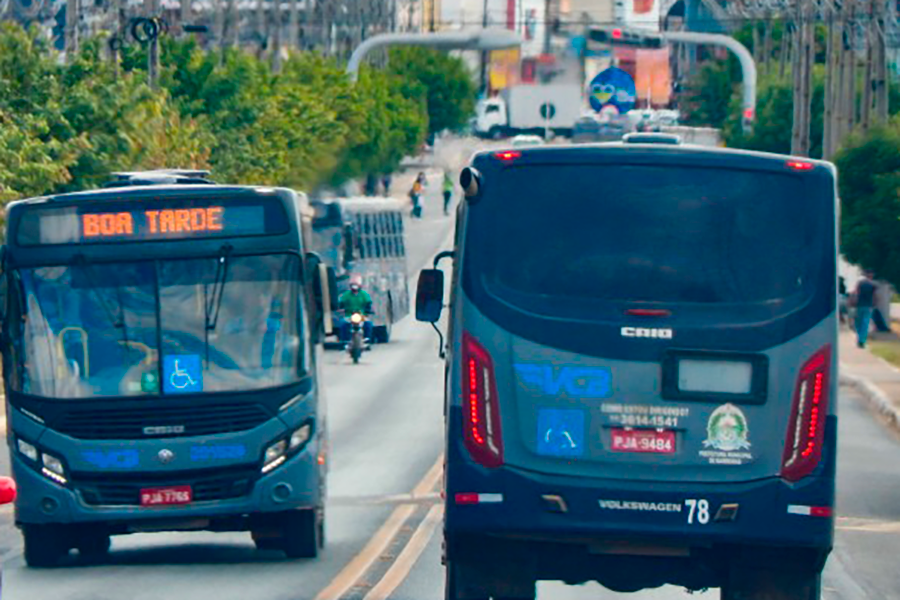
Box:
[346,28,523,82]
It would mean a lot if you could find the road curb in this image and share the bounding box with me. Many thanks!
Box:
[840,370,900,429]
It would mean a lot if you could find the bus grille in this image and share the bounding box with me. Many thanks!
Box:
[54,404,271,440]
[73,468,258,506]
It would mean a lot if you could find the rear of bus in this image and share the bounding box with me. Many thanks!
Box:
[433,142,837,598]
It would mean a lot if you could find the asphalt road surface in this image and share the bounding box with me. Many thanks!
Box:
[2,144,900,600]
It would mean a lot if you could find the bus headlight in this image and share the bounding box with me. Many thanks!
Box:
[41,453,68,485]
[262,422,314,474]
[262,440,288,474]
[289,423,312,450]
[16,438,39,463]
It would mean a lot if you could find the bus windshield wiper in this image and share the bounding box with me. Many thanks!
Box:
[204,244,232,332]
[203,245,232,365]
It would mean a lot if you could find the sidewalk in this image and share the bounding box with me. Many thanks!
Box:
[839,328,900,428]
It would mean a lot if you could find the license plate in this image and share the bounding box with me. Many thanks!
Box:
[140,485,192,507]
[610,429,676,454]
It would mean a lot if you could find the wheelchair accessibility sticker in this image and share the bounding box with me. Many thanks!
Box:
[537,408,585,458]
[163,355,203,394]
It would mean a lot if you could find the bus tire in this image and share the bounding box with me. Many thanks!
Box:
[374,324,391,344]
[445,560,489,600]
[722,567,821,600]
[281,508,321,559]
[76,531,111,561]
[23,524,68,568]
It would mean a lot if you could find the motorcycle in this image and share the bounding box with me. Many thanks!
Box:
[347,312,367,364]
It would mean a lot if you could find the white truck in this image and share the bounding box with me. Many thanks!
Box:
[474,84,583,139]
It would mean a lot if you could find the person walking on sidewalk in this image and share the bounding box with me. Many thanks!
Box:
[442,170,454,216]
[854,271,878,348]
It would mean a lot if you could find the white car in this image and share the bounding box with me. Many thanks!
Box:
[511,134,545,147]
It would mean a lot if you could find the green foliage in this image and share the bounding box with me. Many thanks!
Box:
[834,122,900,289]
[0,23,445,204]
[388,47,476,137]
[723,69,825,158]
[679,62,735,128]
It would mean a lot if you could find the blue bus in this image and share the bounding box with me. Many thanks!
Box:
[417,137,838,599]
[311,197,409,344]
[2,171,335,566]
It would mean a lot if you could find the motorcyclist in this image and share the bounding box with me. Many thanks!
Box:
[338,277,374,343]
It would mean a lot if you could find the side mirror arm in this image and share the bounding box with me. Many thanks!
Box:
[433,250,454,268]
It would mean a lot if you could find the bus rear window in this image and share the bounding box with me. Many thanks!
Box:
[471,164,823,306]
[15,195,289,246]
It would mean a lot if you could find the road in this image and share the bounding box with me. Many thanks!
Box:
[2,143,900,600]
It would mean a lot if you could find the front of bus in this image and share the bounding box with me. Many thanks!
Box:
[3,185,327,566]
[441,144,837,598]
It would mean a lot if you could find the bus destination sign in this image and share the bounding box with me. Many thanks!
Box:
[82,207,227,239]
[15,197,287,246]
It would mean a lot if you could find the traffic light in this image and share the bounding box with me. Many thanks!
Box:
[589,27,662,49]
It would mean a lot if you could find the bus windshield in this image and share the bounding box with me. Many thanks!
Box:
[16,254,304,399]
[468,164,825,315]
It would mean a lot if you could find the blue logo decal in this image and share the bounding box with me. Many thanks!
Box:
[81,449,140,470]
[537,409,585,457]
[516,364,612,398]
[163,354,203,394]
[190,445,247,461]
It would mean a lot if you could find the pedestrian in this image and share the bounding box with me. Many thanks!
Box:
[382,173,392,196]
[409,179,423,219]
[364,173,378,196]
[442,170,453,216]
[853,270,878,348]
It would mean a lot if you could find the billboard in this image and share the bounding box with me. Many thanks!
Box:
[616,0,662,32]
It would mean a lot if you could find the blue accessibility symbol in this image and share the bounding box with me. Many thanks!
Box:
[163,354,203,394]
[589,67,636,114]
[537,409,585,458]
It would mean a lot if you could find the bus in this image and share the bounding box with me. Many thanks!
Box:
[2,172,335,567]
[311,197,409,344]
[416,137,838,600]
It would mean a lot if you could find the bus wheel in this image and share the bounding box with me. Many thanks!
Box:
[281,508,321,559]
[76,532,111,561]
[722,568,821,600]
[23,524,68,568]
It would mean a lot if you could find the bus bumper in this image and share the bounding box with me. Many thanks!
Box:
[12,449,323,529]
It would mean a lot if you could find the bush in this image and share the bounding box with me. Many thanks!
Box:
[834,122,900,289]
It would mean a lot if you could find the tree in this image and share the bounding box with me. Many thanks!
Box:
[387,47,475,137]
[834,122,900,289]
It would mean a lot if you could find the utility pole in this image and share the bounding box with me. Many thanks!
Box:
[65,0,79,60]
[272,0,283,71]
[823,4,834,158]
[791,0,814,156]
[290,0,300,48]
[543,0,552,55]
[873,0,889,122]
[180,0,191,34]
[257,0,267,54]
[111,0,122,78]
[861,0,874,130]
[146,0,160,88]
[480,0,489,93]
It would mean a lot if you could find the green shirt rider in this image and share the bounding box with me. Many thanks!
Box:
[338,278,374,342]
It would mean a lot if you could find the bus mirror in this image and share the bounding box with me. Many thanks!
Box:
[460,167,482,201]
[416,269,445,323]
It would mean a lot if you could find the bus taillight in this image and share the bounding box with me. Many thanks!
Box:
[781,345,831,482]
[462,332,504,468]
